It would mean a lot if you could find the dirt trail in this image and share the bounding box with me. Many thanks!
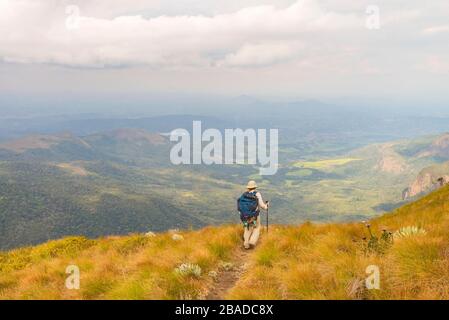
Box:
[206,248,251,300]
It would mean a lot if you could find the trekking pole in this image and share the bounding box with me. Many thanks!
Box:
[265,201,269,233]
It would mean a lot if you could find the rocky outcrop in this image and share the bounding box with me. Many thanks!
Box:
[403,172,449,200]
[375,144,407,174]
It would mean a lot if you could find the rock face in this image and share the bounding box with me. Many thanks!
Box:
[407,173,436,199]
[403,172,449,200]
[402,152,449,201]
[375,144,407,174]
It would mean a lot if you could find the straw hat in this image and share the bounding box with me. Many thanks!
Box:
[246,180,258,189]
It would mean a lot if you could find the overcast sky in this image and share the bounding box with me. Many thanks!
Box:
[0,0,448,104]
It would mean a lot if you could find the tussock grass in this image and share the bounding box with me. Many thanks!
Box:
[0,225,241,300]
[2,186,449,300]
[228,186,449,300]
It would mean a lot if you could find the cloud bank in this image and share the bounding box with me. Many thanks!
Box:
[1,0,362,67]
[0,0,448,100]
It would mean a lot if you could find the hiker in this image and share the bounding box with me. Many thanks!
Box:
[237,180,269,250]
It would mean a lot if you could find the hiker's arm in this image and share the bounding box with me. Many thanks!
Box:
[256,193,268,211]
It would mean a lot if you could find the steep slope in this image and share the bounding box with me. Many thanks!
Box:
[1,186,449,300]
[0,226,242,300]
[228,185,449,299]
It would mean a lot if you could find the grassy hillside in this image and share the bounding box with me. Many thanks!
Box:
[0,226,241,299]
[1,185,449,300]
[229,185,449,299]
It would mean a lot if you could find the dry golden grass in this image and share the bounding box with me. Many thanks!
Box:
[228,186,449,300]
[2,185,449,300]
[0,225,241,300]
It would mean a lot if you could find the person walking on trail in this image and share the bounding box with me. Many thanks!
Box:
[237,180,269,250]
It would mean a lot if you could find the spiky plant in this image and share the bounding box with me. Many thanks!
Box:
[174,263,202,278]
[393,226,427,239]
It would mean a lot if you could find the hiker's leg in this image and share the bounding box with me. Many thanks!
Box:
[243,226,252,249]
[249,216,261,246]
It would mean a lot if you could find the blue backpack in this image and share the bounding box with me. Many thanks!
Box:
[237,191,260,226]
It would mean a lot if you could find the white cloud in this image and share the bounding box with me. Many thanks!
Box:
[0,0,361,68]
[219,42,301,67]
[422,25,449,35]
[0,0,448,101]
[424,55,449,74]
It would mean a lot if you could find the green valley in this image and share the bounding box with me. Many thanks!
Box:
[1,127,449,250]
